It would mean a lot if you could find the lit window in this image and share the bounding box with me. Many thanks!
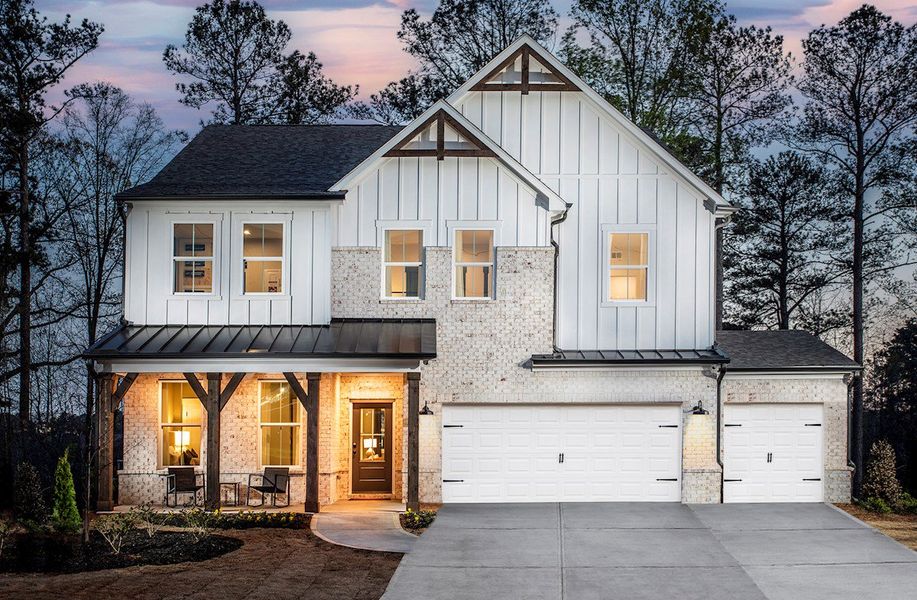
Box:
[454,230,494,298]
[161,382,202,467]
[243,223,284,294]
[259,381,301,466]
[384,230,423,298]
[607,232,648,301]
[173,224,214,294]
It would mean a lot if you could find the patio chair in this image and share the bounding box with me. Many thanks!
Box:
[246,467,290,507]
[163,466,205,507]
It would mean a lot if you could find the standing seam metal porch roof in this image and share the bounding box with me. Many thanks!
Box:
[84,319,436,361]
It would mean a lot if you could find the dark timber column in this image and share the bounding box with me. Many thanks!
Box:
[406,372,420,511]
[96,373,116,511]
[205,373,222,510]
[306,373,321,513]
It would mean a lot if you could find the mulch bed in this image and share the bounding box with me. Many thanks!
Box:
[0,530,242,573]
[838,503,917,551]
[0,527,403,600]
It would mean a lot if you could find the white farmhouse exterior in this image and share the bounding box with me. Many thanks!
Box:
[87,37,858,512]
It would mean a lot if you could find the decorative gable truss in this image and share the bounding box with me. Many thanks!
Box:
[468,44,579,95]
[383,109,497,161]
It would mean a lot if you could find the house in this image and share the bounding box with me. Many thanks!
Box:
[85,36,859,511]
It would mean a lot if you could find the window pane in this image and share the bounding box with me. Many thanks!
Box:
[455,230,493,263]
[174,224,213,258]
[385,265,420,297]
[384,230,422,262]
[162,426,201,466]
[244,259,283,293]
[161,382,202,424]
[260,382,299,423]
[243,223,283,258]
[174,259,213,293]
[455,265,493,298]
[609,233,648,266]
[359,408,386,462]
[261,426,300,466]
[609,268,647,300]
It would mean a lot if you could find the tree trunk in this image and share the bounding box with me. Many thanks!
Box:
[18,142,31,428]
[851,173,865,496]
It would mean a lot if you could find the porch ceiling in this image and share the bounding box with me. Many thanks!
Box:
[85,318,437,363]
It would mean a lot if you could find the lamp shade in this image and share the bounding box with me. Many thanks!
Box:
[173,430,191,447]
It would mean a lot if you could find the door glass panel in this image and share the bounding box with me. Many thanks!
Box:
[359,408,386,462]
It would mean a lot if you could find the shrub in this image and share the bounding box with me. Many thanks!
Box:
[0,518,13,561]
[14,462,48,530]
[861,440,902,505]
[131,502,165,538]
[896,492,917,515]
[95,512,138,554]
[401,508,436,531]
[50,448,81,534]
[180,507,216,542]
[861,497,892,514]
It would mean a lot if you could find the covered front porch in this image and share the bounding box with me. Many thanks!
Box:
[85,319,435,513]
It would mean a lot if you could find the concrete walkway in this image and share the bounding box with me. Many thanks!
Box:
[311,500,417,553]
[382,503,917,600]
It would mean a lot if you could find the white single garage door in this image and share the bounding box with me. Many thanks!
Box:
[441,404,682,503]
[724,403,824,503]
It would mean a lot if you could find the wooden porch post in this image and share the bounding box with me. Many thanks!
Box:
[306,373,321,514]
[406,372,420,511]
[205,373,222,510]
[96,373,116,511]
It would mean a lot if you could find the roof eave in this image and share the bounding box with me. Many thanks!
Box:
[116,192,346,203]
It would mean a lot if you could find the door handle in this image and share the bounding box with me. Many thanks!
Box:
[767,452,773,463]
[352,442,357,456]
[559,453,564,463]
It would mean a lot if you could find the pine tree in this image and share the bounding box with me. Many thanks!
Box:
[51,448,81,534]
[14,462,48,530]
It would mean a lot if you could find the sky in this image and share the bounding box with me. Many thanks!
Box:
[36,0,917,133]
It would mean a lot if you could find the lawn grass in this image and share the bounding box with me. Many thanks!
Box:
[837,503,917,551]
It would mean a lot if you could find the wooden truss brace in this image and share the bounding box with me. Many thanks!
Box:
[469,44,580,95]
[182,372,246,410]
[383,109,497,161]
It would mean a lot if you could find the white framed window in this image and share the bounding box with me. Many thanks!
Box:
[160,381,203,468]
[454,229,495,299]
[603,230,652,303]
[172,223,215,294]
[242,223,284,294]
[259,380,301,467]
[383,230,423,298]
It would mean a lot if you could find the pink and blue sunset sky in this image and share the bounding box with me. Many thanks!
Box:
[37,0,917,132]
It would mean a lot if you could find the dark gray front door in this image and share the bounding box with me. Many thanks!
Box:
[352,403,393,493]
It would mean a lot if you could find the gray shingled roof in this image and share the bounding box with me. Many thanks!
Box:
[117,124,403,201]
[716,330,859,371]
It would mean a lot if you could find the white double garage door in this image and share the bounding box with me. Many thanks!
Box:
[441,403,824,503]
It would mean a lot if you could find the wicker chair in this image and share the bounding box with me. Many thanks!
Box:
[246,467,290,507]
[163,466,205,507]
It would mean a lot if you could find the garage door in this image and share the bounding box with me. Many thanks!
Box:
[724,403,824,503]
[441,404,682,503]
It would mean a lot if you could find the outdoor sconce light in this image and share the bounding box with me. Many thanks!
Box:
[691,401,709,415]
[419,401,433,415]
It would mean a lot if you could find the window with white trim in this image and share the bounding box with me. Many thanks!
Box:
[606,232,649,301]
[454,230,494,298]
[160,381,203,467]
[384,230,423,298]
[259,381,301,466]
[242,223,284,294]
[172,224,214,294]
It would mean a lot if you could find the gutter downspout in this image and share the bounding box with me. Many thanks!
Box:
[550,203,573,352]
[716,363,727,503]
[119,201,132,327]
[845,373,857,498]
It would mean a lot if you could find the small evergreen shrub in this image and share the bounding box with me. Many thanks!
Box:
[861,497,892,514]
[51,448,82,534]
[14,462,48,530]
[861,440,902,505]
[896,492,917,515]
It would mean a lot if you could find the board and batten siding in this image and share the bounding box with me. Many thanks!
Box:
[332,155,552,248]
[123,201,331,326]
[453,85,715,350]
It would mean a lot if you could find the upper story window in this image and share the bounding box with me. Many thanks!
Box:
[173,224,214,294]
[160,381,202,468]
[243,223,284,294]
[454,229,494,298]
[259,381,301,467]
[384,230,423,298]
[607,232,649,301]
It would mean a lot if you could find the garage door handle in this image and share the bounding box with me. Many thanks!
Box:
[443,424,464,428]
[804,423,822,427]
[724,479,742,482]
[724,424,741,427]
[559,453,564,463]
[442,479,464,483]
[656,478,677,481]
[658,425,678,428]
[802,478,821,482]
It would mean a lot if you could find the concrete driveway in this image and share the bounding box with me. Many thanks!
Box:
[382,503,917,600]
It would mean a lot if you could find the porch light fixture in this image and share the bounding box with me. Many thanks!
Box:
[691,401,709,415]
[419,401,433,415]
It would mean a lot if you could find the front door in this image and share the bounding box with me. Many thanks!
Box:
[352,403,393,493]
